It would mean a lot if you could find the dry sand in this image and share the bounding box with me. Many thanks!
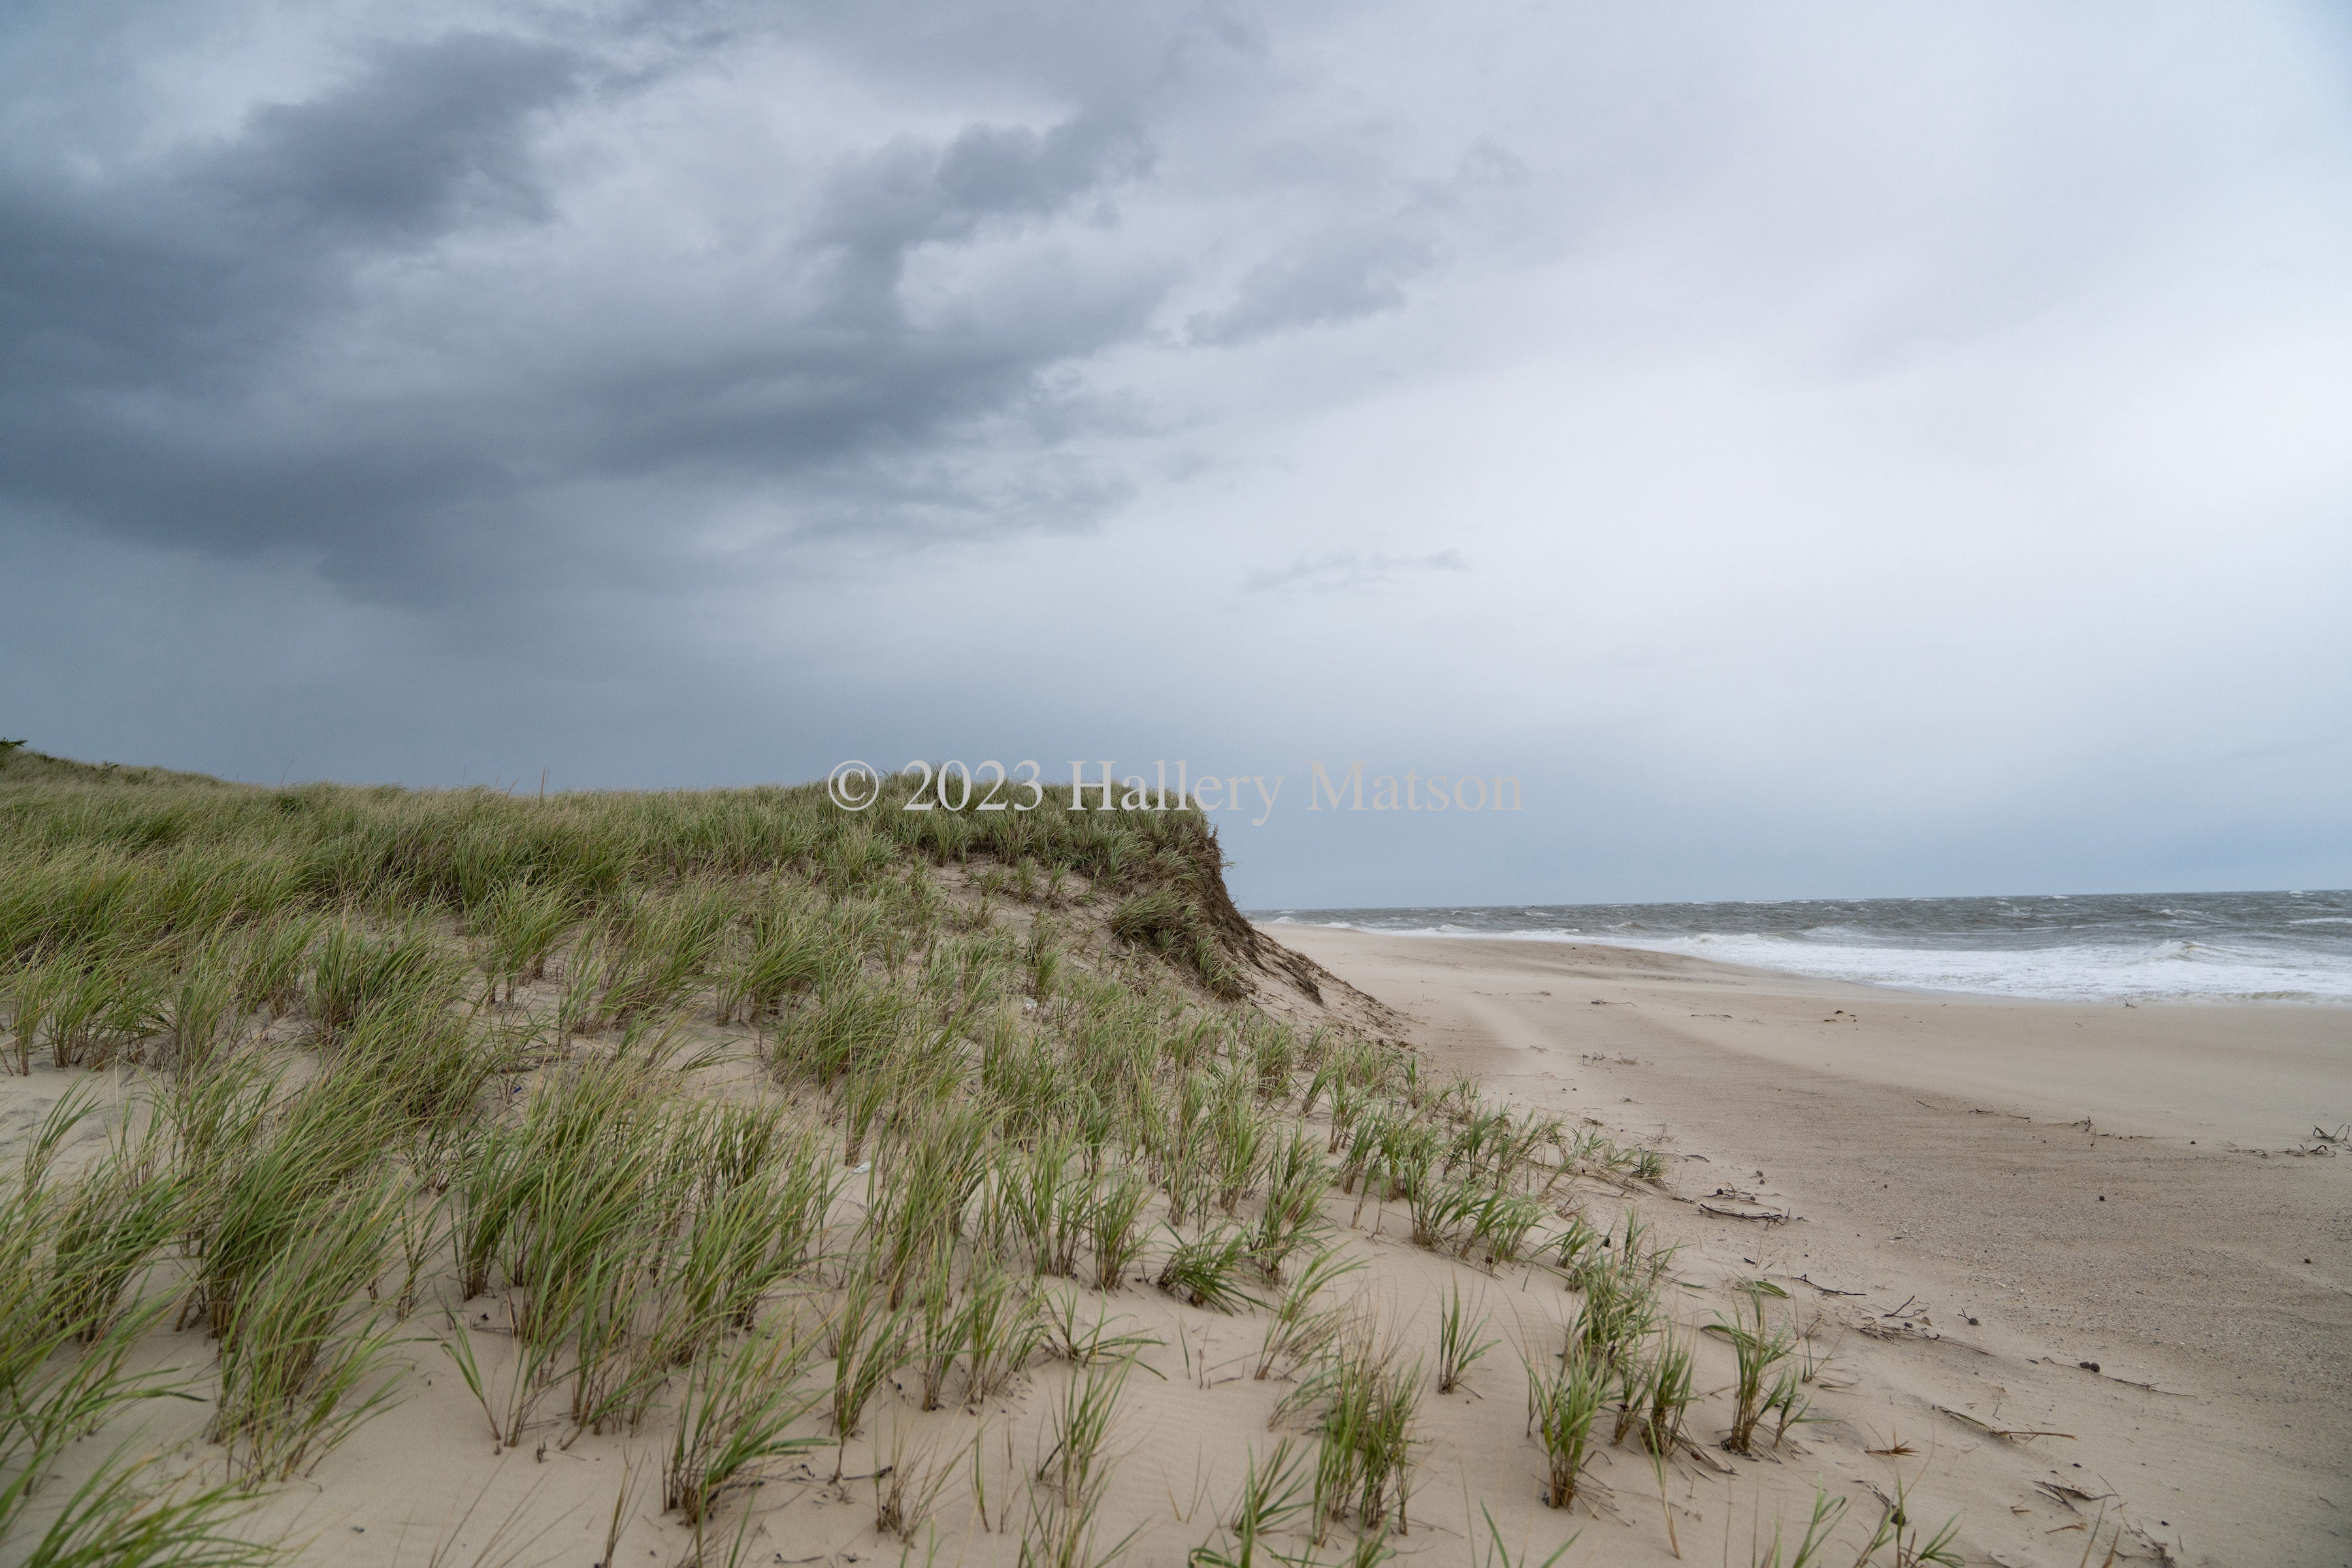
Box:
[1272,924,2352,1568]
[5,931,2346,1568]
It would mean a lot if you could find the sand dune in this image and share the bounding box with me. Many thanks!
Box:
[7,906,2345,1568]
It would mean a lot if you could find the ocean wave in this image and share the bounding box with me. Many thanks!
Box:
[1269,926,2352,1002]
[1573,934,2352,1002]
[1253,890,2352,1001]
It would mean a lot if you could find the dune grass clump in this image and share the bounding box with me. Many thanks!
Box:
[670,1112,836,1340]
[1709,1281,1800,1456]
[1277,1317,1422,1545]
[826,1270,911,1462]
[665,1326,824,1539]
[1254,1247,1362,1382]
[1565,1211,1671,1369]
[0,1100,281,1565]
[1085,1168,1154,1290]
[1610,1324,1695,1455]
[875,1414,972,1545]
[206,1177,405,1482]
[7,1458,280,1568]
[1018,1354,1141,1568]
[43,1134,184,1345]
[1435,1282,1495,1396]
[1524,1338,1604,1512]
[1250,1126,1331,1279]
[475,877,574,1002]
[1187,1439,1315,1568]
[1156,1225,1262,1314]
[962,1260,1049,1409]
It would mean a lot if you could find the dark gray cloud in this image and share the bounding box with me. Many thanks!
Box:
[0,13,1179,605]
[215,34,578,243]
[2,31,580,581]
[3,33,577,391]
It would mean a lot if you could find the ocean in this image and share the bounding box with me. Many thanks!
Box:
[1254,889,2352,1003]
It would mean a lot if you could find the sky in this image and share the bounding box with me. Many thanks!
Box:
[4,1,2349,907]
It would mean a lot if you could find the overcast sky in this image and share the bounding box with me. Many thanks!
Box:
[5,1,2348,906]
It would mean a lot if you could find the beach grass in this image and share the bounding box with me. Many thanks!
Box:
[0,745,1970,1563]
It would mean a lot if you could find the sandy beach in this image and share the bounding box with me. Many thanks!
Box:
[1271,923,2352,1567]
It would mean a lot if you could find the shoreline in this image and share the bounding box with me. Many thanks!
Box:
[1255,917,2352,1008]
[1267,922,2352,1566]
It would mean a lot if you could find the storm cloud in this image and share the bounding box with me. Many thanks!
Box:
[4,1,2348,904]
[0,16,1183,600]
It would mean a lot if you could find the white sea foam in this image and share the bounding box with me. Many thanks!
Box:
[1268,918,2352,1002]
[1624,932,2352,1002]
